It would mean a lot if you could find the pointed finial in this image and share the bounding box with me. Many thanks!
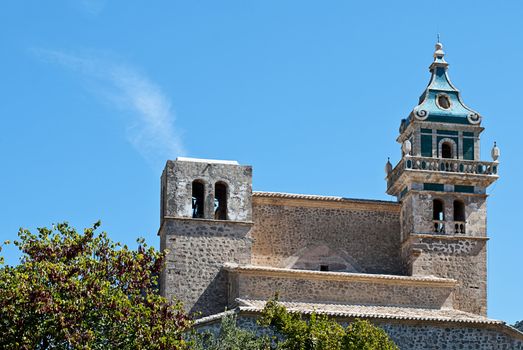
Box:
[402,139,412,156]
[433,35,445,62]
[385,157,393,175]
[491,141,500,162]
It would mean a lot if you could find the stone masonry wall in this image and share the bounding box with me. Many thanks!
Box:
[228,270,455,309]
[160,219,253,316]
[379,322,522,350]
[400,190,488,315]
[250,198,403,275]
[404,235,487,315]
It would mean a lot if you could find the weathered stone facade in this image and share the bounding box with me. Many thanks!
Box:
[160,157,253,222]
[250,195,402,275]
[158,42,522,348]
[399,190,489,315]
[402,233,488,315]
[226,265,456,310]
[159,218,252,316]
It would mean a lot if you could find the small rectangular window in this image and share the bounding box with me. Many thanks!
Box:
[454,185,474,193]
[320,265,329,272]
[424,183,444,192]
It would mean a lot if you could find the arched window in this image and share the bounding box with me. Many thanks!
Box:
[453,200,465,222]
[433,199,444,221]
[192,181,205,218]
[453,200,466,234]
[438,138,456,160]
[214,182,228,220]
[442,142,452,159]
[433,199,445,233]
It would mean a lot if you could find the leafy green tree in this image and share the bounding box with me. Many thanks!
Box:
[259,298,398,350]
[342,319,398,350]
[0,222,192,350]
[194,312,271,350]
[0,224,400,350]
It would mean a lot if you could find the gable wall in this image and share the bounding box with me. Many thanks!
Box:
[250,196,403,275]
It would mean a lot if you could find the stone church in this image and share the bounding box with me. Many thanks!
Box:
[158,42,523,348]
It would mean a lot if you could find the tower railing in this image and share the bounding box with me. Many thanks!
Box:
[387,156,499,190]
[453,221,466,234]
[433,220,446,234]
[430,220,466,235]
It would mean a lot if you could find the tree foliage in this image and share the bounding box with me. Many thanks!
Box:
[514,320,523,332]
[194,312,271,350]
[0,222,192,350]
[193,298,399,350]
[0,223,399,349]
[259,298,398,350]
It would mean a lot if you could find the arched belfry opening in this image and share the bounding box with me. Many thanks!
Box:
[433,199,444,221]
[192,180,205,218]
[453,200,465,221]
[214,182,228,220]
[433,199,445,233]
[454,200,466,233]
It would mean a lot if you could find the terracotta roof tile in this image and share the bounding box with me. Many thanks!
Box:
[235,299,503,325]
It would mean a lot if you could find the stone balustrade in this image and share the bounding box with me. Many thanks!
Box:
[431,220,466,235]
[453,221,466,234]
[387,156,499,192]
[433,220,445,234]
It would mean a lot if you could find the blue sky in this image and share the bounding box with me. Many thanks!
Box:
[1,1,522,323]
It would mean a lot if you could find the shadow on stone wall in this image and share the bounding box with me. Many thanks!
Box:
[190,269,229,316]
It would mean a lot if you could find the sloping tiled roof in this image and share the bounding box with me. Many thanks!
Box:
[235,299,503,325]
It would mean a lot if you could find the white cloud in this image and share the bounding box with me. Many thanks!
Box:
[32,49,186,167]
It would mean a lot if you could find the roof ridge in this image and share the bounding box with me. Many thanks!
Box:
[253,191,397,204]
[224,263,457,284]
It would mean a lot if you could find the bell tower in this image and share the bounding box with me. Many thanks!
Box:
[159,157,254,317]
[386,42,500,315]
